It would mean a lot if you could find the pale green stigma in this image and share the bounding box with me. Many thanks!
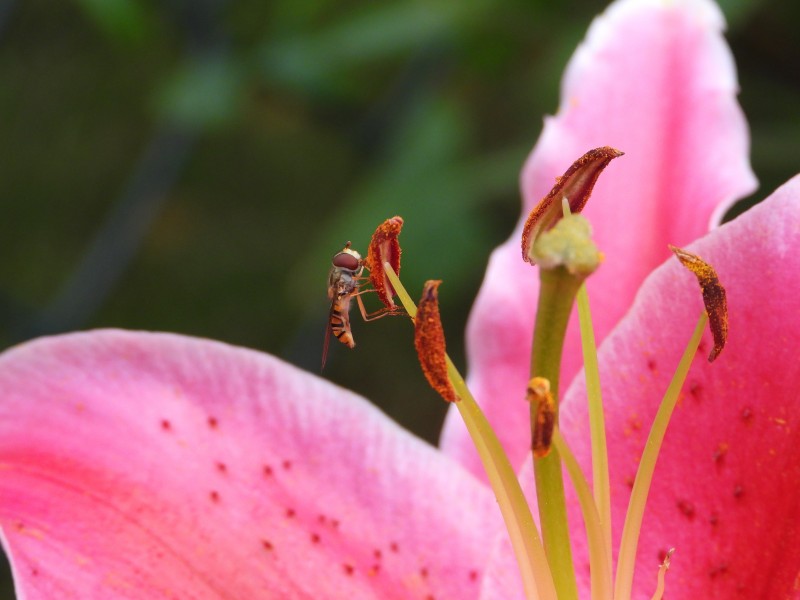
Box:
[530,205,602,276]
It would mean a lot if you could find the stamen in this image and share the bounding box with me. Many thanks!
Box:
[527,377,555,458]
[365,216,404,309]
[414,280,457,403]
[384,262,557,600]
[649,549,674,600]
[576,282,612,567]
[522,148,621,600]
[552,429,613,600]
[521,146,623,264]
[669,245,728,361]
[614,313,707,600]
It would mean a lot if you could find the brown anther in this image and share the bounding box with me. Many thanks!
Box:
[365,216,404,309]
[527,376,555,458]
[522,147,623,264]
[414,280,457,402]
[669,245,728,362]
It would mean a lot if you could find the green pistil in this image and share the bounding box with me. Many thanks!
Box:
[531,266,582,600]
[614,312,708,600]
[384,262,557,600]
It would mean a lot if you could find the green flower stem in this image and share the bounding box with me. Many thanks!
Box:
[531,265,582,600]
[614,312,708,600]
[384,262,557,600]
[552,428,612,600]
[576,283,612,566]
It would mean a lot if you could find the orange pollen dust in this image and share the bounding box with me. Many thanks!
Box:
[414,280,457,402]
[527,376,555,458]
[366,216,404,309]
[521,146,623,264]
[669,245,728,362]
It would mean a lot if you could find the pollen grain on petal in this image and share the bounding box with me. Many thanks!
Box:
[414,280,458,402]
[669,245,728,362]
[522,146,623,264]
[365,216,404,309]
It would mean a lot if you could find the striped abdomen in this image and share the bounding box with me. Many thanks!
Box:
[329,294,355,348]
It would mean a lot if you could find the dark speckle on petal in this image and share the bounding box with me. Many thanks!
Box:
[677,499,696,520]
[709,563,728,579]
[712,442,728,466]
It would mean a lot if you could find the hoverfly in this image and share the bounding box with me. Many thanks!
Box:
[322,242,364,369]
[322,241,401,369]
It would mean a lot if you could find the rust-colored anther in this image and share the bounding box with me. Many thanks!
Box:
[527,376,555,458]
[669,245,728,362]
[365,216,404,309]
[414,280,458,402]
[521,147,623,264]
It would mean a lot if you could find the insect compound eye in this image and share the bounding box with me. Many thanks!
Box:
[332,252,361,271]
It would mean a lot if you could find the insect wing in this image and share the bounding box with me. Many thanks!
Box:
[322,300,335,370]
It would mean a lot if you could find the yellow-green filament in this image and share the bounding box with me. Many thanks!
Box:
[614,312,708,600]
[649,549,673,600]
[552,429,613,600]
[576,283,612,566]
[384,262,557,600]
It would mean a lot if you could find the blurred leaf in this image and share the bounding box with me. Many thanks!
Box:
[716,0,765,29]
[258,0,490,95]
[155,56,247,128]
[73,0,150,44]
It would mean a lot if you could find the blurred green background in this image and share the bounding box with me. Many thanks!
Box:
[1,0,798,596]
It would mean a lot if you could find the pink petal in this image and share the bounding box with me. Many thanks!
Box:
[441,0,758,480]
[482,176,800,599]
[0,331,500,599]
[566,176,800,598]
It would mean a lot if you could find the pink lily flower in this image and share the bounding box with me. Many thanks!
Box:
[441,0,800,597]
[1,1,798,599]
[440,0,757,479]
[479,178,800,598]
[0,330,503,598]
